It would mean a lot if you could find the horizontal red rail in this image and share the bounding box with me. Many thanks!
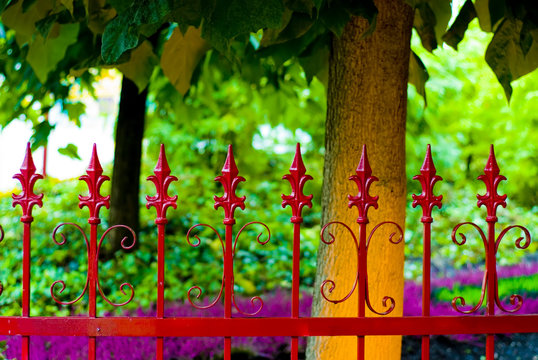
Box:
[1,315,537,337]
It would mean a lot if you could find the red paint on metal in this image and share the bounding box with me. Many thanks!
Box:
[450,145,532,360]
[146,144,178,360]
[282,143,313,360]
[320,145,403,360]
[0,143,535,360]
[1,316,537,337]
[12,143,43,360]
[412,144,443,360]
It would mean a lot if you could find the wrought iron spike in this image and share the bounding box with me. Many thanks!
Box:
[79,144,110,224]
[282,143,313,223]
[214,145,245,225]
[412,144,443,222]
[12,142,43,222]
[146,144,178,224]
[477,145,507,222]
[348,145,378,224]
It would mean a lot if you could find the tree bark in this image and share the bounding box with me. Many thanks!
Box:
[107,76,147,253]
[307,1,414,359]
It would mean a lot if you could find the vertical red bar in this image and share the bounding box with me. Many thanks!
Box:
[88,222,98,360]
[13,143,44,360]
[146,144,178,360]
[282,143,312,360]
[412,145,442,360]
[78,144,110,360]
[421,223,431,360]
[214,145,245,360]
[156,223,165,359]
[290,223,300,360]
[224,224,233,360]
[357,223,367,360]
[21,222,31,360]
[485,221,496,360]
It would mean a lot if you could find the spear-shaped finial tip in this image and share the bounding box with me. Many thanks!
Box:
[87,143,103,173]
[484,144,500,174]
[290,143,306,174]
[222,144,239,176]
[155,144,171,174]
[420,144,437,173]
[20,142,37,173]
[356,144,372,175]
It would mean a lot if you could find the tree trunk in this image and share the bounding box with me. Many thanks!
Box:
[107,76,147,253]
[307,1,414,359]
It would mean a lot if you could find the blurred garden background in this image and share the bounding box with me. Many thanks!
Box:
[0,0,537,359]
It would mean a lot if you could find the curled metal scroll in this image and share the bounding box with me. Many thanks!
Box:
[231,221,271,315]
[50,223,90,305]
[451,222,488,250]
[186,224,225,309]
[96,225,136,307]
[493,271,523,313]
[233,221,271,255]
[320,221,359,304]
[492,224,531,312]
[451,271,488,314]
[450,222,488,314]
[495,225,531,252]
[364,221,404,315]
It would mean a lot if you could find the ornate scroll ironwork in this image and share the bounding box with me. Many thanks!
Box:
[50,144,136,307]
[320,145,404,315]
[12,142,43,223]
[187,145,270,316]
[451,145,532,314]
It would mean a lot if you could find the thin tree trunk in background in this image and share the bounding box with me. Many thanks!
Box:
[307,0,414,359]
[107,77,147,253]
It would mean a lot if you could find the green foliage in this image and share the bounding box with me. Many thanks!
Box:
[434,273,538,303]
[405,21,538,276]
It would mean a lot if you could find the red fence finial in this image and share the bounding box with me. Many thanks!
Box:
[79,144,110,224]
[282,143,313,223]
[214,145,245,225]
[477,145,507,222]
[13,142,44,223]
[147,144,178,224]
[348,145,379,224]
[412,144,443,223]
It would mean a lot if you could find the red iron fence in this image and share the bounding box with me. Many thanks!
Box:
[0,142,536,360]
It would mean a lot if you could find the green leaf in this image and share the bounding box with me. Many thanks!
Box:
[30,120,55,150]
[408,50,429,103]
[442,0,476,50]
[35,12,61,39]
[413,3,437,51]
[1,0,54,45]
[474,0,505,32]
[117,40,158,92]
[202,0,285,52]
[62,101,85,126]
[161,27,210,95]
[429,0,451,44]
[283,0,315,15]
[58,143,81,160]
[26,23,80,83]
[485,18,538,101]
[261,11,315,47]
[22,0,37,13]
[298,33,329,85]
[101,13,139,63]
[101,0,172,63]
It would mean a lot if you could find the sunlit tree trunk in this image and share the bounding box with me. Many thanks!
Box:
[307,1,414,359]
